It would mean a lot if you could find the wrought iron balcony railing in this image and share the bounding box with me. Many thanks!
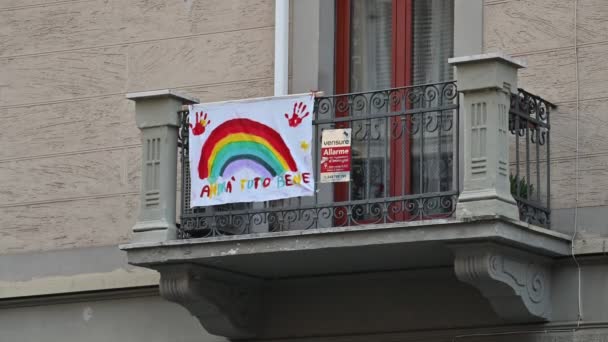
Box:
[509,88,555,227]
[177,81,460,238]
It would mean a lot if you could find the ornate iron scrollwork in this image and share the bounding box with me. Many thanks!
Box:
[178,81,459,238]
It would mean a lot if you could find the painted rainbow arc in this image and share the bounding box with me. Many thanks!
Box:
[199,118,298,181]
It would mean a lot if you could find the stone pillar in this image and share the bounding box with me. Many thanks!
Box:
[449,53,525,220]
[126,90,199,243]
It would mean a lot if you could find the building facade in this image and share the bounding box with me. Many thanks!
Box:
[1,1,608,341]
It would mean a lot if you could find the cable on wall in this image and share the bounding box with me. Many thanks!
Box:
[571,0,583,326]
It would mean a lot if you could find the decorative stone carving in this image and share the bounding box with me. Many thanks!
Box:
[470,102,488,178]
[451,243,551,321]
[158,264,264,339]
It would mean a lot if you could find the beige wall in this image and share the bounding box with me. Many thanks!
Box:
[3,0,606,253]
[484,0,608,233]
[0,0,275,254]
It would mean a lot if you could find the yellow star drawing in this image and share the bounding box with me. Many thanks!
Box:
[300,140,310,151]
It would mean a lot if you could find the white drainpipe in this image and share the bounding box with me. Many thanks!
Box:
[274,0,289,96]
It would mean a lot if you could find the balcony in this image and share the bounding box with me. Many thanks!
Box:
[120,53,570,339]
[177,80,460,238]
[174,84,554,240]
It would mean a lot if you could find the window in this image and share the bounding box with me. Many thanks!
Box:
[335,0,455,218]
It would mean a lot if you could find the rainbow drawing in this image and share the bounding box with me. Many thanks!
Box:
[199,118,298,181]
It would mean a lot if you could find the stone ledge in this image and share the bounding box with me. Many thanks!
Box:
[121,216,571,270]
[448,52,527,68]
[0,268,159,300]
[573,237,608,255]
[126,89,199,104]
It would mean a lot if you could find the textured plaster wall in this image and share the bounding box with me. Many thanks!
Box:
[483,0,608,237]
[0,0,276,254]
[0,294,227,342]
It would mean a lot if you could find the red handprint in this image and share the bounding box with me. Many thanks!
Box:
[189,111,211,136]
[285,101,310,127]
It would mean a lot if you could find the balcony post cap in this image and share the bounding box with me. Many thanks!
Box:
[448,52,527,69]
[450,52,524,94]
[128,89,198,129]
[126,89,200,104]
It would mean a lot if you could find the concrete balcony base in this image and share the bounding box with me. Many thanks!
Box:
[157,264,263,339]
[121,216,569,339]
[452,242,552,321]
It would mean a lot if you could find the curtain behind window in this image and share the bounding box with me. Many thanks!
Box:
[348,0,454,199]
[350,0,454,88]
[350,0,393,93]
[411,0,455,196]
[348,0,393,202]
[412,0,454,84]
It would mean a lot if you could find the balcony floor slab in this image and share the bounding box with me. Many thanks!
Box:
[121,215,570,279]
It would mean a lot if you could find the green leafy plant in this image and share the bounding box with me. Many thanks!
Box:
[510,174,534,199]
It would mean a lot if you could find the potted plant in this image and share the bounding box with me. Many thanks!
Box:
[510,174,534,199]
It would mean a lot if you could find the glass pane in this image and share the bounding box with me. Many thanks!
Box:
[412,0,454,84]
[411,0,455,203]
[349,0,392,205]
[350,0,393,93]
